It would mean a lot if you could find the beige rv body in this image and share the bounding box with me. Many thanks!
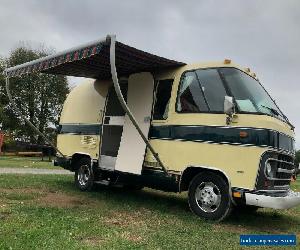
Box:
[6,34,299,221]
[57,79,109,159]
[57,61,294,191]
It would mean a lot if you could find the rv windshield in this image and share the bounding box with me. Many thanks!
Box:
[219,68,286,121]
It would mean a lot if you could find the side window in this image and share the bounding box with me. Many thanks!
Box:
[176,71,208,112]
[177,69,227,113]
[195,69,227,112]
[105,83,128,116]
[153,79,173,120]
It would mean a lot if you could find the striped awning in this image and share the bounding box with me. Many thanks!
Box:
[4,35,185,79]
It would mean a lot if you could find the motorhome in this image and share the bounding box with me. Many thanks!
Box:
[4,35,300,221]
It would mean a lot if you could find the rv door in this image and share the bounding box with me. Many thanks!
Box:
[115,72,154,175]
[99,82,127,170]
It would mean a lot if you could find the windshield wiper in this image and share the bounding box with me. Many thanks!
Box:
[260,105,294,130]
[260,105,280,116]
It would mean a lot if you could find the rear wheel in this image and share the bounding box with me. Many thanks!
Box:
[188,172,232,221]
[74,157,94,191]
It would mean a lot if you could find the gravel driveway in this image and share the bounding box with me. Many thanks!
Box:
[0,167,73,175]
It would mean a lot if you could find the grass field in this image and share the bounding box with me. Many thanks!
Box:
[0,156,60,169]
[0,174,299,249]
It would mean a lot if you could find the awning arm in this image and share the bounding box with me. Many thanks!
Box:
[5,73,65,156]
[109,34,168,174]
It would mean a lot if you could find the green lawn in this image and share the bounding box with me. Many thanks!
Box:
[0,174,299,249]
[0,156,61,169]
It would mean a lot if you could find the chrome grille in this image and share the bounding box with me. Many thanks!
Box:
[264,154,295,188]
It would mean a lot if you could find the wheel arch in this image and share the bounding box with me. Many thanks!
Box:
[70,152,92,170]
[179,165,232,195]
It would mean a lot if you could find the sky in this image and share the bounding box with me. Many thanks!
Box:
[0,0,299,148]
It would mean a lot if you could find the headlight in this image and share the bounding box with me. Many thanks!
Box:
[266,162,274,178]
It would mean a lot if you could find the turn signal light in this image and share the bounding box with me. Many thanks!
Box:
[233,192,242,198]
[239,131,248,138]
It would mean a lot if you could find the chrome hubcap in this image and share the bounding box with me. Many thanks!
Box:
[195,182,221,213]
[78,164,90,186]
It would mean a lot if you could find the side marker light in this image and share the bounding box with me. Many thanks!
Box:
[233,192,242,198]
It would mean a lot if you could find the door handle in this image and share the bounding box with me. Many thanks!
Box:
[104,117,110,124]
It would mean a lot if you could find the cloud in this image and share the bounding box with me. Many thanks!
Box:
[0,0,299,147]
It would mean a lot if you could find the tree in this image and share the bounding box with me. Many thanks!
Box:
[0,46,69,144]
[0,57,5,127]
[296,150,300,166]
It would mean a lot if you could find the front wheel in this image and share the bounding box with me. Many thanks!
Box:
[188,172,232,221]
[74,157,94,191]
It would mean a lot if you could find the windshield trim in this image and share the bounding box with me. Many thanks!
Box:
[217,67,290,124]
[175,66,292,128]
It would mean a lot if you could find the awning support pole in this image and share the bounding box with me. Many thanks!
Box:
[109,34,168,175]
[5,74,64,157]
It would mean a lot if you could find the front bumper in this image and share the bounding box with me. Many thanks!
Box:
[245,190,300,209]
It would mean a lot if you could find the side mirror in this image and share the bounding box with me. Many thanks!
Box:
[56,125,62,133]
[224,96,235,115]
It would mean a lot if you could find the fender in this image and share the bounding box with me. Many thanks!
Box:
[71,152,93,166]
[72,152,92,158]
[179,165,235,204]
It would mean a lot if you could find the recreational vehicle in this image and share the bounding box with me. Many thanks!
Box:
[4,35,300,221]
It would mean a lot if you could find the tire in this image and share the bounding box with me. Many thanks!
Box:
[74,157,94,191]
[188,172,232,221]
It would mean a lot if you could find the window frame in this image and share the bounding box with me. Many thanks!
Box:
[218,67,287,120]
[175,67,287,121]
[152,78,174,120]
[175,67,230,114]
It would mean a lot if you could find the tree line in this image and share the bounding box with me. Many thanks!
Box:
[0,45,69,147]
[296,150,300,167]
